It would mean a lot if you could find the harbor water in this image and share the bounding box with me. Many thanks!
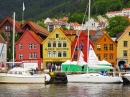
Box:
[0,83,129,97]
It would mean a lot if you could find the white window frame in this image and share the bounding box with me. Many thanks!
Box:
[19,54,23,59]
[19,44,23,50]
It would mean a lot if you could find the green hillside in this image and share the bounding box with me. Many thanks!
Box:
[0,0,130,22]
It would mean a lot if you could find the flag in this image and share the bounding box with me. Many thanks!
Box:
[23,2,25,11]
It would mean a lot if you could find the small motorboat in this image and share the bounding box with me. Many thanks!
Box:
[0,67,50,84]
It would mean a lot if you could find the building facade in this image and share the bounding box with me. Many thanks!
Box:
[94,33,117,68]
[42,28,71,69]
[71,31,93,62]
[15,29,43,70]
[116,25,130,68]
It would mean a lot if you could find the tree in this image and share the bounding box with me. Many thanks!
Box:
[68,13,85,24]
[0,32,7,41]
[37,19,48,29]
[106,16,130,37]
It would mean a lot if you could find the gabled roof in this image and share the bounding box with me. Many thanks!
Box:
[0,17,21,32]
[116,25,130,41]
[42,27,71,44]
[62,29,96,36]
[122,8,130,11]
[0,35,6,43]
[63,30,77,35]
[15,29,43,45]
[20,20,50,36]
[70,22,81,26]
[90,29,104,43]
[82,30,97,36]
[106,11,122,14]
[71,31,94,47]
[59,17,68,22]
[95,33,117,46]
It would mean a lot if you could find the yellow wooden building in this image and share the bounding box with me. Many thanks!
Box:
[94,33,117,68]
[42,28,71,69]
[116,25,130,68]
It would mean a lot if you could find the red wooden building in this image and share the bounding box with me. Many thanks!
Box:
[15,29,43,70]
[71,31,93,62]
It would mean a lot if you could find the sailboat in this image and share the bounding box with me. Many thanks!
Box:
[66,0,123,83]
[67,44,123,83]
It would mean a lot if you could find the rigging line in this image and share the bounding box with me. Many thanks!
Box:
[66,2,89,73]
[70,2,88,61]
[0,43,4,57]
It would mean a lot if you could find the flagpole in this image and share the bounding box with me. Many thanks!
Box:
[22,11,24,24]
[13,12,15,66]
[22,2,25,24]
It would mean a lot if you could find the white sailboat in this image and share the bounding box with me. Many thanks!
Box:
[66,0,123,83]
[67,44,123,83]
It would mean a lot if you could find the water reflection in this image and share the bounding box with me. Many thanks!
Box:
[0,83,130,97]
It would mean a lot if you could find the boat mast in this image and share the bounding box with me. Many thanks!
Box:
[13,12,15,66]
[87,0,91,73]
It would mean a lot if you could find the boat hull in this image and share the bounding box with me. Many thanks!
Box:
[0,74,49,84]
[67,73,123,83]
[123,74,130,82]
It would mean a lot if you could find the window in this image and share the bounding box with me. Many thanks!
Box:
[58,41,62,47]
[5,25,11,32]
[63,51,67,57]
[19,44,23,49]
[52,51,56,57]
[63,41,67,47]
[56,34,59,38]
[97,44,101,50]
[110,54,113,59]
[74,54,78,60]
[123,50,127,56]
[104,54,107,60]
[29,44,33,49]
[34,53,37,58]
[34,44,37,49]
[48,41,51,47]
[19,54,23,59]
[74,46,78,51]
[58,51,62,57]
[29,53,33,59]
[124,41,127,47]
[104,38,106,41]
[18,72,22,75]
[53,41,56,47]
[109,44,113,50]
[104,44,108,50]
[48,51,51,57]
[129,32,130,35]
[97,54,100,60]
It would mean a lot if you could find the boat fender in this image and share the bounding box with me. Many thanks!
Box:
[45,74,51,81]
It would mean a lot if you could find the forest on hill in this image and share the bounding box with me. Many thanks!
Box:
[0,0,130,22]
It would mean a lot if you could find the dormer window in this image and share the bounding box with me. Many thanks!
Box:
[56,34,59,38]
[5,26,11,32]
